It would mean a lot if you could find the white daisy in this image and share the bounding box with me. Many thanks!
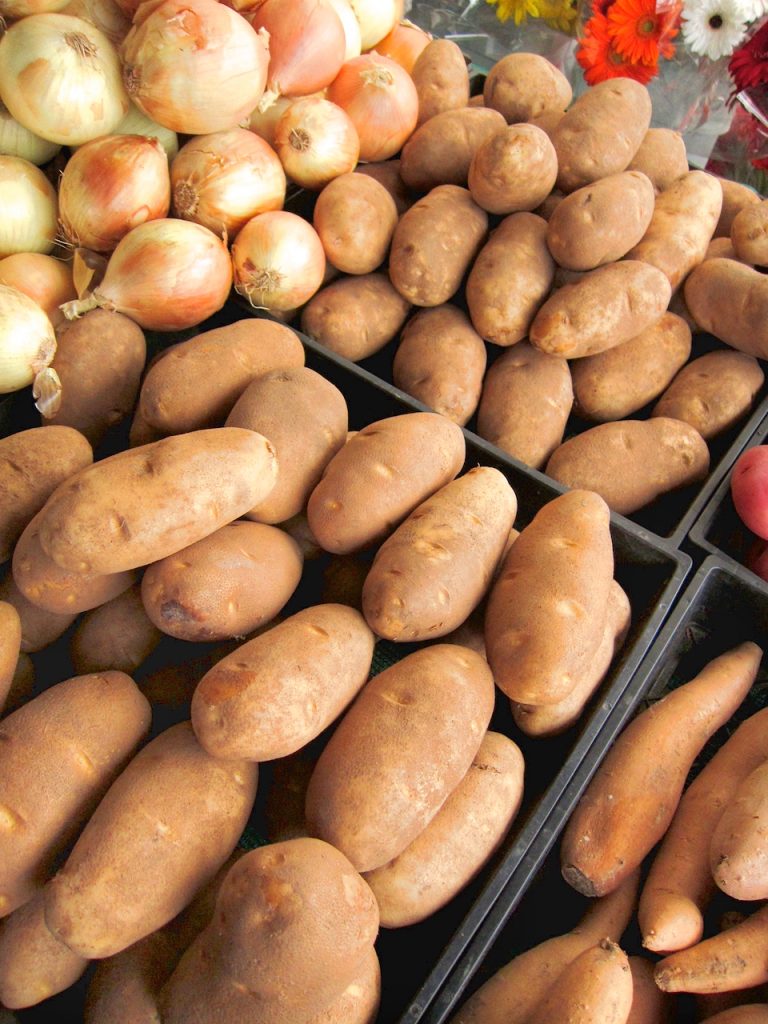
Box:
[681,0,751,60]
[741,0,768,20]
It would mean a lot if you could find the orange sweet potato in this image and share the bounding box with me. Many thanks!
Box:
[525,939,633,1024]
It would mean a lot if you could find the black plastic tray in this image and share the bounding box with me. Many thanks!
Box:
[419,554,768,1024]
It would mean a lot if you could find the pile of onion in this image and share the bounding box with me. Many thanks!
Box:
[0,253,76,328]
[373,19,432,74]
[0,283,57,397]
[0,156,58,258]
[273,96,359,191]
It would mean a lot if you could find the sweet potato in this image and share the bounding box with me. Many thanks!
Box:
[710,756,768,900]
[626,955,675,1024]
[526,940,633,1024]
[702,1008,768,1023]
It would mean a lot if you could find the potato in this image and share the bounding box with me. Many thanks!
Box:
[411,38,469,126]
[3,651,34,717]
[626,170,723,289]
[571,312,692,422]
[306,411,465,554]
[392,304,486,425]
[528,108,565,138]
[684,258,768,358]
[300,273,410,361]
[43,721,259,958]
[732,446,768,540]
[627,128,688,193]
[530,261,672,358]
[399,106,507,192]
[731,198,768,266]
[309,949,380,1024]
[552,78,652,193]
[482,52,572,124]
[44,309,146,446]
[535,189,565,221]
[0,425,92,564]
[465,212,555,346]
[705,236,741,261]
[546,418,710,515]
[36,427,278,575]
[70,583,163,676]
[305,643,495,872]
[0,573,76,654]
[484,489,614,705]
[546,171,656,270]
[354,159,413,215]
[652,350,764,440]
[467,123,557,216]
[475,342,573,469]
[715,177,761,237]
[137,318,305,435]
[361,467,517,641]
[159,838,379,1024]
[312,172,398,274]
[362,731,524,927]
[0,601,21,713]
[388,184,488,307]
[0,671,151,918]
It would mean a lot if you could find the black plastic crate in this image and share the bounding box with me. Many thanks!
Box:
[417,555,768,1024]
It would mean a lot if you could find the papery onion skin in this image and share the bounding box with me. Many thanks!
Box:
[59,133,171,253]
[326,53,418,162]
[60,0,131,45]
[0,14,130,146]
[347,0,397,50]
[273,96,359,190]
[170,128,286,239]
[0,254,76,328]
[325,0,361,59]
[232,210,326,313]
[0,0,69,16]
[372,20,432,74]
[112,102,178,160]
[62,219,233,331]
[0,284,57,394]
[0,156,58,259]
[121,0,270,135]
[0,101,61,166]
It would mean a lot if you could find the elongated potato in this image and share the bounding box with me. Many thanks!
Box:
[710,757,768,900]
[305,644,495,872]
[70,583,163,675]
[411,38,469,126]
[312,172,398,275]
[36,427,278,575]
[526,940,633,1024]
[0,573,76,654]
[731,198,768,265]
[191,603,375,761]
[702,1008,768,1024]
[307,412,465,555]
[482,52,572,124]
[361,467,517,641]
[0,426,93,563]
[468,123,558,215]
[484,490,613,706]
[0,671,151,918]
[475,342,572,469]
[363,731,524,927]
[44,721,259,958]
[627,127,688,193]
[0,601,21,713]
[684,258,768,358]
[627,955,675,1024]
[716,177,761,237]
[399,106,507,192]
[465,212,555,346]
[561,642,762,898]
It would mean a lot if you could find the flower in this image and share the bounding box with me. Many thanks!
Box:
[486,0,543,25]
[681,0,751,60]
[606,0,682,65]
[729,18,768,93]
[577,10,659,81]
[538,0,580,31]
[741,0,768,19]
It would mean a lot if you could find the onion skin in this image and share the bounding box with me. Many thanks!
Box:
[0,156,58,259]
[0,254,76,329]
[0,101,61,166]
[60,0,132,45]
[372,20,432,74]
[273,96,359,191]
[0,284,57,394]
[347,0,397,49]
[325,0,361,59]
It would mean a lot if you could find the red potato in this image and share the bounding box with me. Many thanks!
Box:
[731,446,768,540]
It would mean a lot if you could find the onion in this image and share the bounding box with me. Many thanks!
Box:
[0,100,61,166]
[0,156,58,259]
[0,253,76,327]
[110,102,179,161]
[325,0,361,59]
[121,0,270,135]
[327,53,418,162]
[59,134,171,253]
[232,210,326,313]
[0,0,70,16]
[373,20,432,73]
[61,219,233,331]
[273,96,359,190]
[0,14,130,146]
[60,0,131,45]
[246,94,301,148]
[250,0,347,111]
[171,128,286,239]
[0,284,57,395]
[346,0,397,50]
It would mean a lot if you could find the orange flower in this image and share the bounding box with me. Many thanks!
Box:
[577,11,658,85]
[606,0,682,66]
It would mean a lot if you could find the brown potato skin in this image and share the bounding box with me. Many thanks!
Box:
[468,124,558,215]
[0,600,21,714]
[399,107,507,192]
[355,159,413,215]
[530,261,672,358]
[191,603,375,762]
[305,644,495,872]
[361,466,517,641]
[546,418,710,515]
[300,273,411,361]
[0,426,93,564]
[0,573,76,654]
[45,309,146,446]
[684,258,768,359]
[137,319,305,434]
[70,583,163,676]
[388,184,488,307]
[731,198,768,266]
[0,671,151,918]
[715,177,761,237]
[411,38,469,126]
[627,128,688,193]
[476,342,572,469]
[392,304,487,425]
[312,172,398,274]
[527,940,633,1024]
[466,212,554,346]
[709,758,768,901]
[482,52,572,124]
[571,312,692,422]
[43,721,259,959]
[546,171,656,270]
[652,350,764,440]
[307,412,465,555]
[553,78,652,192]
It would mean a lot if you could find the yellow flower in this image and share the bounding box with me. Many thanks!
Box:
[487,0,543,25]
[538,0,580,31]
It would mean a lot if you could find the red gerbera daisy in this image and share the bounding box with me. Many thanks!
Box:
[577,11,658,85]
[729,20,768,97]
[606,0,682,66]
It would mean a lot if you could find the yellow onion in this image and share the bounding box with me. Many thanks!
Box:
[60,0,132,46]
[0,14,130,146]
[273,96,359,190]
[232,210,326,313]
[324,0,361,60]
[121,0,270,135]
[0,100,61,166]
[171,128,286,239]
[59,134,171,253]
[0,156,58,258]
[372,20,432,73]
[0,284,57,395]
[111,102,178,160]
[61,219,233,331]
[347,0,398,49]
[0,253,76,327]
[0,0,69,15]
[247,93,317,148]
